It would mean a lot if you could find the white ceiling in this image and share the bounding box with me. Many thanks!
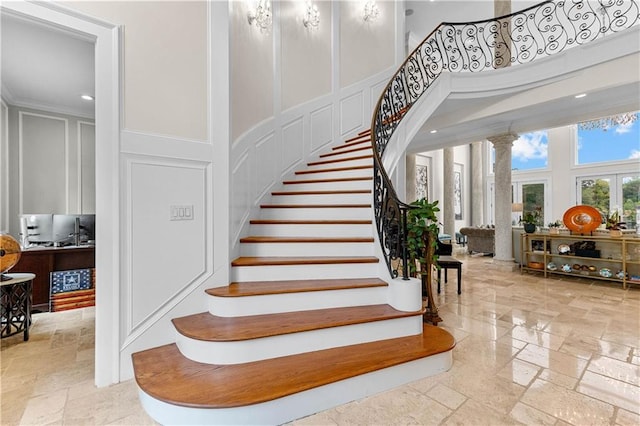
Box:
[1,12,95,119]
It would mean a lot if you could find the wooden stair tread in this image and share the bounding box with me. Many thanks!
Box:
[240,236,374,243]
[172,304,419,342]
[250,219,372,225]
[328,142,371,153]
[283,176,373,185]
[271,189,370,196]
[295,164,372,175]
[132,325,455,408]
[307,154,372,167]
[259,203,370,208]
[345,133,371,143]
[207,277,387,297]
[231,256,379,267]
[332,139,373,151]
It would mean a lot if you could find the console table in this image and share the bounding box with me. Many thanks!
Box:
[11,246,95,311]
[1,273,35,340]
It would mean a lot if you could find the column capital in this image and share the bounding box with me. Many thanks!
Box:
[488,133,519,147]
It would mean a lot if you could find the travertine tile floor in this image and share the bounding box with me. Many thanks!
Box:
[2,252,639,425]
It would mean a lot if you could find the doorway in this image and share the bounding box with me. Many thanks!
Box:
[1,1,120,387]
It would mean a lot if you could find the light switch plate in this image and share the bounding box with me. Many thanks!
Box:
[170,205,194,221]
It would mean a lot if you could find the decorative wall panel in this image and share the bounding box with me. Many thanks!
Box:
[282,118,304,173]
[255,133,276,199]
[127,158,207,332]
[19,112,68,214]
[340,92,364,136]
[310,106,333,153]
[231,150,252,243]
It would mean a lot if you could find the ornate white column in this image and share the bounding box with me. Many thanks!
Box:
[488,133,518,264]
[443,148,455,238]
[471,141,484,226]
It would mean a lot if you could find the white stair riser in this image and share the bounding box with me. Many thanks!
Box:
[137,352,453,425]
[258,207,371,220]
[282,180,372,191]
[249,223,373,237]
[307,157,372,169]
[175,316,423,364]
[208,286,387,317]
[232,262,380,282]
[269,193,372,204]
[240,241,375,257]
[294,168,372,180]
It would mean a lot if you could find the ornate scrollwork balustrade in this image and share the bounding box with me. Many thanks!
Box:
[371,0,639,279]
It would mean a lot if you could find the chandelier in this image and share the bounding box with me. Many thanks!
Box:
[578,112,638,131]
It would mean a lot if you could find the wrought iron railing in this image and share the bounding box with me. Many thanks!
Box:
[371,0,639,279]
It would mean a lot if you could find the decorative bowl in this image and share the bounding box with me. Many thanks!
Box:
[528,261,544,270]
[561,264,572,273]
[588,265,597,272]
[572,264,582,270]
[558,244,571,254]
[547,262,557,271]
[615,270,627,280]
[562,205,602,233]
[599,268,613,278]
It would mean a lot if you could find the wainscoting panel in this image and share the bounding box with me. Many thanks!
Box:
[125,156,208,335]
[231,149,252,244]
[310,105,333,153]
[19,112,68,214]
[339,91,364,137]
[255,133,277,201]
[79,121,96,214]
[281,117,304,173]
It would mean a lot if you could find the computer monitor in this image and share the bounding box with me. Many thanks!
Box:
[52,214,95,245]
[77,214,95,243]
[20,214,53,244]
[52,214,77,244]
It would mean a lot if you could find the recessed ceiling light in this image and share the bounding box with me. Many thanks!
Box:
[430,129,437,134]
[81,95,94,101]
[575,93,587,99]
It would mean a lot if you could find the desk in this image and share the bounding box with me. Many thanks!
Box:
[436,256,462,295]
[11,246,94,311]
[1,273,35,341]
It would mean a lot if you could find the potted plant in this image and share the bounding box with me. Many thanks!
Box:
[406,198,442,325]
[605,210,625,237]
[520,209,541,234]
[548,220,562,235]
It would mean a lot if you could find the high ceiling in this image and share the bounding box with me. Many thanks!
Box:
[1,11,95,119]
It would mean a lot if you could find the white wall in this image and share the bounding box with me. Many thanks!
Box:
[1,100,9,232]
[5,106,95,237]
[64,0,208,141]
[229,1,402,258]
[340,1,395,88]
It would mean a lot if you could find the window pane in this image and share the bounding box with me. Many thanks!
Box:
[522,183,544,224]
[581,178,611,217]
[512,131,548,171]
[622,176,640,229]
[577,113,640,165]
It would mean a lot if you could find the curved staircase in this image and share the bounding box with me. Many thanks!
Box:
[132,130,455,425]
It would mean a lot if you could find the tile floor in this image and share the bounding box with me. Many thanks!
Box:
[2,252,639,425]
